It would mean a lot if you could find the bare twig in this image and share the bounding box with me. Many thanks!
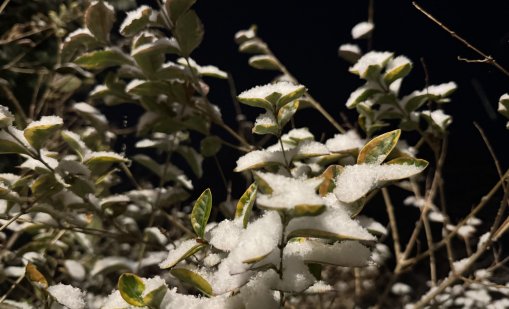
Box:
[413,2,509,78]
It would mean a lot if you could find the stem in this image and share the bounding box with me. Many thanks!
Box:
[278,213,288,307]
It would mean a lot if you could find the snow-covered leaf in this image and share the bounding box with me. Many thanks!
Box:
[47,283,86,309]
[23,116,63,149]
[357,129,400,164]
[0,105,14,129]
[253,112,278,135]
[120,6,152,37]
[351,21,374,39]
[170,268,212,296]
[350,51,393,79]
[277,100,299,128]
[159,239,206,269]
[75,49,132,70]
[338,44,362,63]
[384,56,412,85]
[61,130,88,160]
[248,55,281,71]
[318,165,343,196]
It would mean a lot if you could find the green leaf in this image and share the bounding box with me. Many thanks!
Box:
[239,39,268,54]
[165,0,197,24]
[120,6,152,37]
[287,229,374,243]
[383,157,429,180]
[61,30,99,62]
[176,146,203,178]
[31,174,63,198]
[143,285,167,308]
[252,172,273,194]
[318,165,343,196]
[248,55,281,71]
[170,268,212,296]
[384,58,412,86]
[357,129,400,165]
[346,87,379,109]
[200,136,222,157]
[252,113,278,135]
[0,135,31,155]
[277,85,306,108]
[118,273,145,307]
[191,189,212,238]
[50,74,82,93]
[236,96,273,110]
[85,0,115,43]
[61,130,88,160]
[174,10,203,57]
[277,100,299,128]
[75,49,132,70]
[84,152,128,176]
[24,116,63,150]
[235,183,257,228]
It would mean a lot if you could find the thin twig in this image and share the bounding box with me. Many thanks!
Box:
[382,188,402,260]
[413,1,509,78]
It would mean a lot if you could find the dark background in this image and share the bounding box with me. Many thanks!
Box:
[170,0,509,221]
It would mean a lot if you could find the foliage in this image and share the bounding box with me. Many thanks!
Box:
[1,1,508,309]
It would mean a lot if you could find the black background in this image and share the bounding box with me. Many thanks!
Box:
[135,1,509,224]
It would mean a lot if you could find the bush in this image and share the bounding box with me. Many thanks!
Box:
[1,1,508,308]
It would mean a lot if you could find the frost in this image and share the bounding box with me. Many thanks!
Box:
[295,141,329,158]
[238,81,304,100]
[209,220,242,252]
[159,239,202,268]
[47,283,86,309]
[84,151,127,163]
[325,130,364,152]
[64,28,92,42]
[350,51,393,78]
[304,281,334,294]
[0,105,14,128]
[334,164,424,203]
[351,21,374,39]
[255,172,323,210]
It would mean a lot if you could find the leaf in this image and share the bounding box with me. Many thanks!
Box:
[239,39,268,54]
[118,273,145,307]
[25,263,48,288]
[235,183,257,228]
[200,136,222,157]
[176,146,203,178]
[252,172,273,194]
[253,113,278,135]
[85,0,115,42]
[277,85,306,108]
[248,55,281,71]
[383,157,429,180]
[0,134,31,155]
[143,285,167,308]
[160,241,207,269]
[170,268,212,296]
[191,189,212,238]
[24,116,63,149]
[318,165,343,196]
[61,130,88,160]
[31,174,63,198]
[357,129,400,165]
[120,6,152,37]
[165,0,197,24]
[50,74,82,93]
[174,10,203,57]
[287,229,374,243]
[75,49,132,70]
[384,57,412,85]
[277,100,299,128]
[84,151,128,175]
[287,204,326,218]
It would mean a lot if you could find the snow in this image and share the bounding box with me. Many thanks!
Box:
[334,164,424,203]
[235,28,256,42]
[339,43,361,54]
[0,173,20,185]
[286,207,375,242]
[159,239,203,268]
[125,79,145,93]
[392,282,412,295]
[254,112,276,127]
[422,109,452,130]
[285,127,314,141]
[255,172,323,210]
[304,281,334,294]
[84,151,127,163]
[425,82,457,97]
[325,130,364,152]
[287,239,372,267]
[357,215,387,236]
[351,21,374,39]
[350,51,393,78]
[238,81,304,100]
[234,149,292,172]
[458,225,476,238]
[73,102,107,124]
[385,55,412,73]
[0,104,14,128]
[64,28,92,42]
[453,258,470,273]
[47,283,86,309]
[209,219,242,252]
[26,115,62,130]
[90,257,135,276]
[294,141,329,158]
[64,260,86,281]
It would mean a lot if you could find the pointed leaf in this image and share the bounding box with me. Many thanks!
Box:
[318,165,343,196]
[160,240,207,269]
[118,273,145,307]
[170,268,212,296]
[191,189,212,238]
[143,285,167,308]
[85,1,115,42]
[287,204,326,218]
[277,100,299,128]
[61,130,88,160]
[235,183,257,228]
[252,172,273,194]
[120,6,152,37]
[165,0,196,24]
[357,129,400,164]
[287,229,374,243]
[383,157,429,180]
[174,10,203,57]
[384,56,412,85]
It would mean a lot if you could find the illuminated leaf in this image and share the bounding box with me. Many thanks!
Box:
[235,183,257,228]
[191,189,212,238]
[357,129,400,164]
[170,268,212,296]
[118,273,145,307]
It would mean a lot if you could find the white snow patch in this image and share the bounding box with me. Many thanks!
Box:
[238,82,304,100]
[351,21,374,39]
[47,283,86,309]
[325,130,364,152]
